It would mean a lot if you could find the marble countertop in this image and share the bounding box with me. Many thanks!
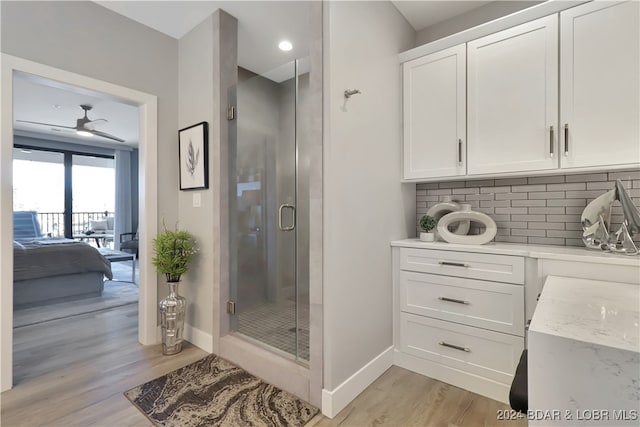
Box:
[529,275,639,353]
[390,239,640,267]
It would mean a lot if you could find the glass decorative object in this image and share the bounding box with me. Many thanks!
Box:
[159,281,186,355]
[581,179,640,255]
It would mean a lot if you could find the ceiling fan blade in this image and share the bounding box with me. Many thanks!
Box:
[90,129,125,143]
[16,120,75,129]
[85,119,108,130]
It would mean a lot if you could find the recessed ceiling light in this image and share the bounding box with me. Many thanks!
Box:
[278,40,293,51]
[76,130,93,137]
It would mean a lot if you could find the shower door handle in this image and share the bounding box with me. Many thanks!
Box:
[278,204,296,231]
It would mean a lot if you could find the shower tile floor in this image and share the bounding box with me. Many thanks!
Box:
[237,300,309,361]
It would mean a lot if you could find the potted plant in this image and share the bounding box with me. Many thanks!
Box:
[152,224,197,355]
[419,215,437,242]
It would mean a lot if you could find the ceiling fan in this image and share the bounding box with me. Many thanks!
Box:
[16,104,125,143]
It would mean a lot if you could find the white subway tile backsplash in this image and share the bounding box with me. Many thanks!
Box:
[528,175,565,184]
[609,170,640,180]
[565,173,608,182]
[495,177,528,186]
[528,207,565,215]
[480,186,510,194]
[512,199,546,207]
[495,207,528,214]
[511,214,546,222]
[547,198,586,207]
[547,183,586,191]
[495,192,528,200]
[416,169,639,247]
[528,222,565,230]
[512,184,546,192]
[529,191,565,199]
[512,229,546,237]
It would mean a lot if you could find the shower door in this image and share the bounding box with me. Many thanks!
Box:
[229,60,309,363]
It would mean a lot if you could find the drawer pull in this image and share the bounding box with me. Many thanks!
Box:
[439,341,471,353]
[438,296,470,305]
[439,261,468,268]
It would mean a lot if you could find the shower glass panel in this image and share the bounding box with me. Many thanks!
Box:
[229,59,310,363]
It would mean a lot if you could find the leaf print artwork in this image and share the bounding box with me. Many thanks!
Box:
[186,140,200,176]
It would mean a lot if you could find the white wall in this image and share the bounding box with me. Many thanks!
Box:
[177,10,237,348]
[415,1,543,45]
[323,0,416,394]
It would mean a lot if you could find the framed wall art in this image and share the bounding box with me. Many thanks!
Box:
[178,121,209,190]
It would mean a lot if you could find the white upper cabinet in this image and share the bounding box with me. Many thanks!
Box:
[560,1,640,169]
[467,15,558,175]
[403,44,466,180]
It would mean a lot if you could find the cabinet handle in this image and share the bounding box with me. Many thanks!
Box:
[564,123,569,156]
[549,125,554,157]
[439,261,468,268]
[438,296,470,305]
[439,341,471,353]
[458,139,463,165]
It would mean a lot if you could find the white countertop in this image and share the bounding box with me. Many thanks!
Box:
[530,275,640,353]
[391,238,640,267]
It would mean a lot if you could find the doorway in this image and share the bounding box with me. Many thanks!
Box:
[1,54,158,392]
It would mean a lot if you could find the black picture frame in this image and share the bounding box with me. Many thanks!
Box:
[178,121,209,190]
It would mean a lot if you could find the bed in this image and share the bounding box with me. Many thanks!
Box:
[13,211,113,308]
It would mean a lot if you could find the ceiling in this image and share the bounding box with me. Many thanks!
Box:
[13,1,497,147]
[13,75,139,148]
[95,1,311,77]
[391,1,493,31]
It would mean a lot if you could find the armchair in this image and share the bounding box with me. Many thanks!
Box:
[120,230,138,256]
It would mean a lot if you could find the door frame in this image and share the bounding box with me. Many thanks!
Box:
[1,54,159,391]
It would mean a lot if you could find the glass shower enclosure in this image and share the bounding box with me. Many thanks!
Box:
[229,59,310,363]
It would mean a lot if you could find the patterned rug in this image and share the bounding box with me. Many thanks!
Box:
[124,354,319,427]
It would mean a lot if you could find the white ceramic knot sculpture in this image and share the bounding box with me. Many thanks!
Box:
[437,204,497,245]
[426,196,470,240]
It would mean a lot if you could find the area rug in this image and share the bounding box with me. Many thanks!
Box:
[124,354,319,427]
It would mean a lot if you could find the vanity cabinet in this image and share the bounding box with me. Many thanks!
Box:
[402,44,466,180]
[393,246,525,403]
[467,15,558,175]
[560,0,640,169]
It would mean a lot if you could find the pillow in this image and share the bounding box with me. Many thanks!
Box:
[90,220,108,231]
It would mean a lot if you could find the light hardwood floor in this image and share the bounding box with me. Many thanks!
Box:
[2,304,525,426]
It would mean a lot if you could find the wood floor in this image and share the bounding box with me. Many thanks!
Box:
[2,304,525,426]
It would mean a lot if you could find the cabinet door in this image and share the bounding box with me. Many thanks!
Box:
[560,1,640,169]
[403,45,466,180]
[467,16,558,175]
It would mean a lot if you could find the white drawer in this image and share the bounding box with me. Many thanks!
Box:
[400,271,524,336]
[399,247,525,284]
[399,312,524,385]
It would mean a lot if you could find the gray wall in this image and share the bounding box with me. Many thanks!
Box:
[417,170,640,246]
[1,0,179,308]
[177,10,237,344]
[324,0,416,391]
[415,1,543,45]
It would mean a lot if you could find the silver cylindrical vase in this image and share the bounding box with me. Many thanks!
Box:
[159,281,186,355]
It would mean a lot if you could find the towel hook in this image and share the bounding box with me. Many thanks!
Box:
[344,89,362,99]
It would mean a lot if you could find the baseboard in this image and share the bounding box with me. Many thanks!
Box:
[393,349,510,404]
[321,345,394,418]
[184,323,214,353]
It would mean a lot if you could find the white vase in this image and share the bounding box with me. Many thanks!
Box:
[419,232,435,242]
[437,209,497,245]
